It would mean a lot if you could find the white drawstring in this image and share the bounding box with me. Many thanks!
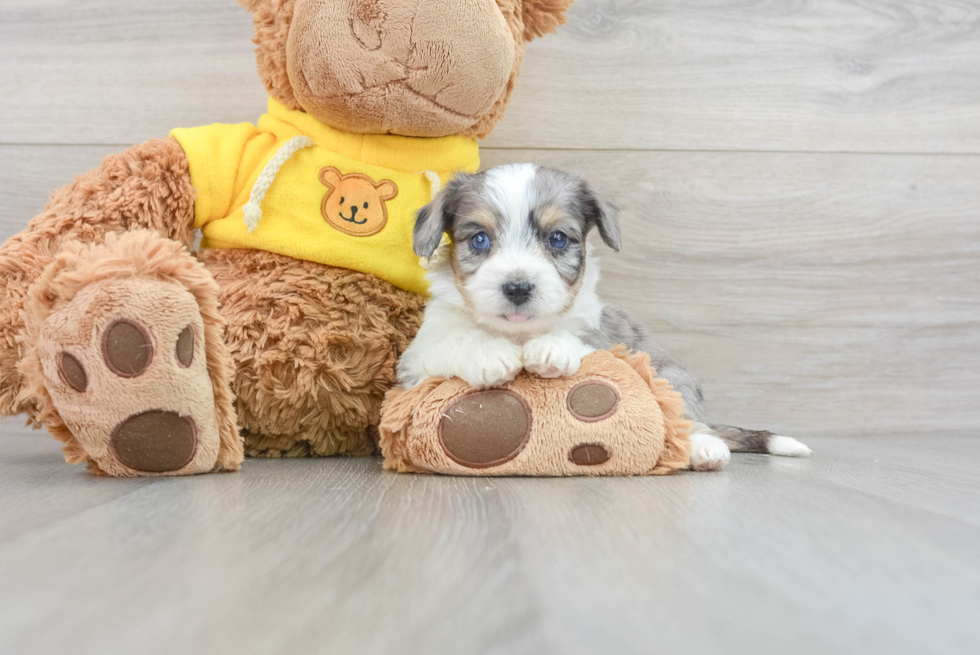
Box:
[243,136,315,233]
[418,169,442,198]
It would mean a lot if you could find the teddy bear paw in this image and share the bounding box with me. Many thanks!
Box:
[437,380,623,471]
[37,278,224,476]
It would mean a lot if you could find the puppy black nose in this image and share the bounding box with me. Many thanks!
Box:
[502,281,534,306]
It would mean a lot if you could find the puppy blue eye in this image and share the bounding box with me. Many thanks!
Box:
[470,232,491,251]
[549,231,568,249]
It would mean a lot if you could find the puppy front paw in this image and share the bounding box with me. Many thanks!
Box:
[458,339,524,389]
[689,432,731,471]
[523,334,590,379]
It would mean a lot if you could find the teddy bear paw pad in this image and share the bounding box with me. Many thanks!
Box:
[438,390,531,468]
[102,320,152,377]
[39,278,222,477]
[569,443,610,466]
[566,380,620,422]
[57,352,88,392]
[111,410,198,473]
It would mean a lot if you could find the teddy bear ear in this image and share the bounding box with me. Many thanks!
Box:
[375,180,399,201]
[236,0,264,10]
[319,167,342,192]
[522,0,575,41]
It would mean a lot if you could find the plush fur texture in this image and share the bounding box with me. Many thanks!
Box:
[201,248,423,458]
[17,230,242,475]
[380,346,691,476]
[244,0,574,138]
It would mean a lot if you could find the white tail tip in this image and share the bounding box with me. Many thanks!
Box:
[768,435,813,457]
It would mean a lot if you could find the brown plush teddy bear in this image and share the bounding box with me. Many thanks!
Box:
[0,0,574,476]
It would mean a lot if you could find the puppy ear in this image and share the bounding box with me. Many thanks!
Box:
[594,199,622,251]
[414,175,468,258]
[522,0,574,41]
[582,184,622,252]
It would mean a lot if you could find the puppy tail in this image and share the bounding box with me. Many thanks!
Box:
[710,424,813,457]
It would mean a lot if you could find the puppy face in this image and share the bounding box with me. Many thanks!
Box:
[415,164,621,334]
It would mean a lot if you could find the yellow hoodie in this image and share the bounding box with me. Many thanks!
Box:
[171,98,480,295]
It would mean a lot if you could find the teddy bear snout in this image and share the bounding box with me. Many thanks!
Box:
[286,0,516,136]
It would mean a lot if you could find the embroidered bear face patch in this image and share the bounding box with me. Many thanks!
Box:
[319,167,398,237]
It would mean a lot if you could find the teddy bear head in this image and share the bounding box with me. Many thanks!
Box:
[238,0,573,138]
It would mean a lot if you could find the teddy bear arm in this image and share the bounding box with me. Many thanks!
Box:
[14,229,243,476]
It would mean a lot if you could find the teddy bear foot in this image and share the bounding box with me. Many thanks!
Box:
[379,348,693,477]
[21,232,242,477]
[37,277,224,476]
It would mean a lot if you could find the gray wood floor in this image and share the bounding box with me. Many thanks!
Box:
[2,1,980,652]
[1,434,979,654]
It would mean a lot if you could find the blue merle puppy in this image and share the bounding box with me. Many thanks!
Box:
[397,164,811,470]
